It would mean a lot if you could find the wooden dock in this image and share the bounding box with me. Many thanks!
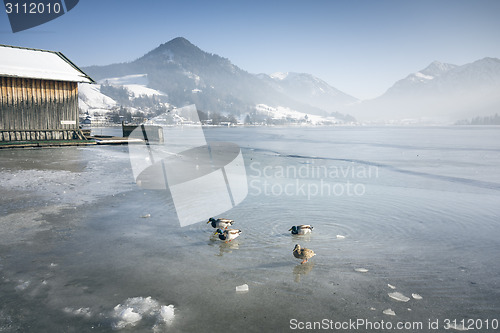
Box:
[0,134,145,149]
[0,139,96,149]
[88,135,144,145]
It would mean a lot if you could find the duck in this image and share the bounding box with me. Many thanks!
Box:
[207,217,234,230]
[293,244,316,264]
[215,229,241,243]
[289,225,313,235]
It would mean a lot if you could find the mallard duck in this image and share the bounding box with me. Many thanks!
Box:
[289,225,313,235]
[293,244,316,264]
[207,217,234,230]
[215,229,241,243]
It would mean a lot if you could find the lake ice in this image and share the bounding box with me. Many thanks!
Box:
[0,126,499,332]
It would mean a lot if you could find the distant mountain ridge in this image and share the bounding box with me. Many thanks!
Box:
[348,57,500,123]
[83,37,354,121]
[257,72,358,113]
[83,37,500,124]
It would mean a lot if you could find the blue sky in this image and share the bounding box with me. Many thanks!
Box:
[1,0,500,99]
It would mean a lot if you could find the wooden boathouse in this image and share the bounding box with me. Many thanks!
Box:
[0,44,94,145]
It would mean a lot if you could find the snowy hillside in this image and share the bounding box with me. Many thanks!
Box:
[99,74,166,98]
[78,83,116,114]
[255,104,343,125]
[259,72,358,112]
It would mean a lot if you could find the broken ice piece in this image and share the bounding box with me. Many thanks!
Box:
[388,292,410,302]
[159,305,175,325]
[388,284,396,289]
[354,268,369,273]
[336,235,346,239]
[412,293,423,300]
[383,308,396,316]
[236,284,249,292]
[445,322,468,331]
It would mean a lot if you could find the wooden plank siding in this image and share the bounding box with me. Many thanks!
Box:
[0,76,81,142]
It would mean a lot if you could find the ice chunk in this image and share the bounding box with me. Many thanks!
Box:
[63,307,92,318]
[336,235,346,239]
[412,293,423,300]
[111,297,175,330]
[113,307,142,329]
[388,284,396,289]
[15,280,30,291]
[236,284,249,292]
[445,322,469,331]
[354,268,368,273]
[159,305,175,325]
[383,308,396,316]
[388,292,410,302]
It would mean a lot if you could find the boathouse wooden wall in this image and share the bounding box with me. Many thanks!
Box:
[0,76,82,141]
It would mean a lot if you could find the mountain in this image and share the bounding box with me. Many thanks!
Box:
[349,58,500,123]
[83,37,356,121]
[257,72,358,113]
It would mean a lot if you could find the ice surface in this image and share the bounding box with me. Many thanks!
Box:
[388,292,410,302]
[236,284,249,292]
[2,127,500,332]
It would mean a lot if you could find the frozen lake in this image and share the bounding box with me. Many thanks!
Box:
[1,126,499,332]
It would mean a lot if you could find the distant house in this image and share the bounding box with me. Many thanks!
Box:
[0,44,94,142]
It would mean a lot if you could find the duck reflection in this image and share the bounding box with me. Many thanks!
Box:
[216,240,240,256]
[293,262,315,283]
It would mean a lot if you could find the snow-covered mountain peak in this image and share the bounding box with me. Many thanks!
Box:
[420,61,457,77]
[270,72,289,80]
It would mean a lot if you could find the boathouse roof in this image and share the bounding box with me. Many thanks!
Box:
[0,44,94,83]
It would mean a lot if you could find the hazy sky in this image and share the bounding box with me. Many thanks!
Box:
[2,0,499,99]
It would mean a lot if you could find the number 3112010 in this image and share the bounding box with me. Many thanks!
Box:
[5,2,62,14]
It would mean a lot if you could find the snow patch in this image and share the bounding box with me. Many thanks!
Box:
[78,83,117,112]
[99,74,166,97]
[415,72,434,80]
